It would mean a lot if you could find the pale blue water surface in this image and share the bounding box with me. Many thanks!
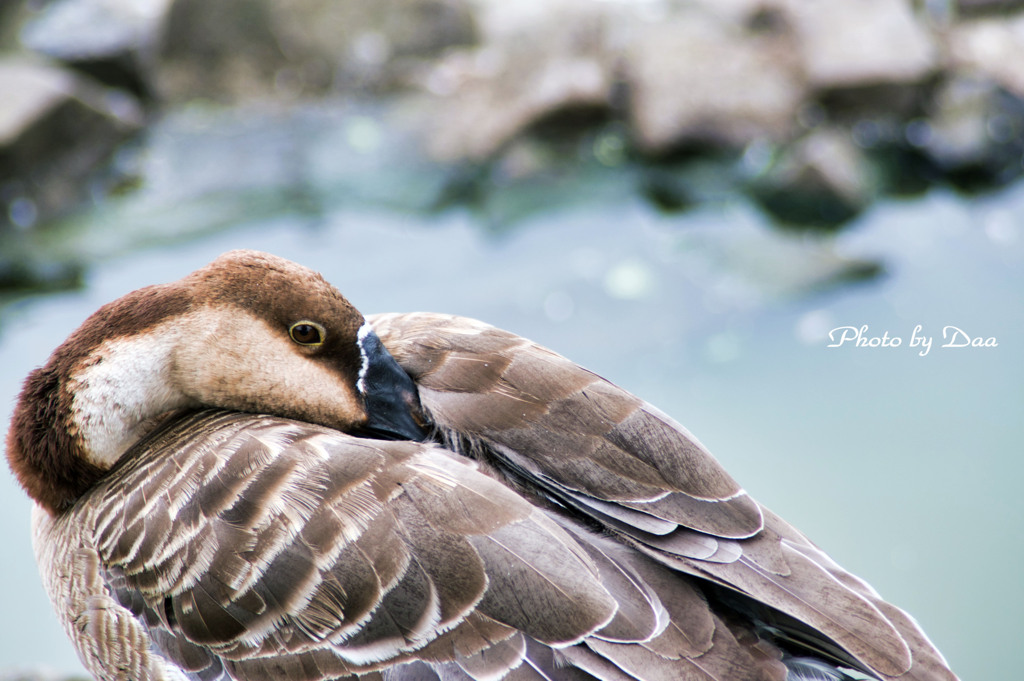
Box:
[0,106,1021,679]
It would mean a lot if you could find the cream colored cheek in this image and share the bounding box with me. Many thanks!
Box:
[238,352,365,426]
[177,328,365,427]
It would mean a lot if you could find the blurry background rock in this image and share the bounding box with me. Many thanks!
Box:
[19,0,172,97]
[0,54,139,294]
[2,0,1024,284]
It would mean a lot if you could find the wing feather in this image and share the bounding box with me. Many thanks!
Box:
[453,631,527,681]
[370,313,959,681]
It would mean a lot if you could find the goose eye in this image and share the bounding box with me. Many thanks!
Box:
[289,321,326,346]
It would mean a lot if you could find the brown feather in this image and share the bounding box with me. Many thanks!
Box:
[454,632,527,680]
[467,514,617,645]
[371,312,959,681]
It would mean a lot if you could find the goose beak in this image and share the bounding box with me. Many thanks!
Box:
[356,328,429,441]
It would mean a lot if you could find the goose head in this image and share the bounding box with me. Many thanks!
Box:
[7,250,426,515]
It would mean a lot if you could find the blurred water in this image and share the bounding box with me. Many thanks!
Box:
[0,124,1021,679]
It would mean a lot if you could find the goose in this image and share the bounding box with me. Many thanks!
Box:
[6,249,958,681]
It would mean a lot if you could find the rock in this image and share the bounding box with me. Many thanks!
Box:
[424,0,808,163]
[748,126,875,227]
[20,0,173,97]
[918,78,997,169]
[373,0,476,57]
[0,56,143,228]
[152,0,294,101]
[273,0,476,95]
[627,8,805,153]
[0,1,30,50]
[421,1,614,161]
[910,76,1024,189]
[940,17,1024,188]
[784,0,938,90]
[947,14,1024,98]
[425,53,612,161]
[954,0,1024,17]
[153,0,476,103]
